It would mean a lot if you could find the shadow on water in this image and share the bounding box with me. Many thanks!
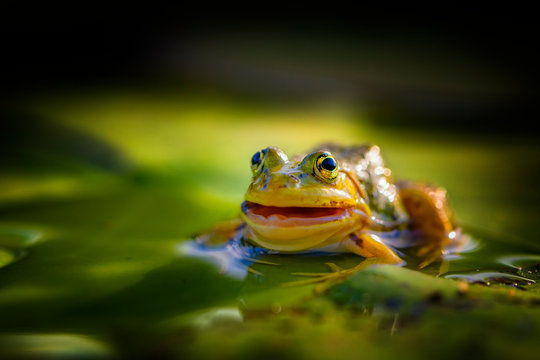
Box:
[66,257,243,327]
[0,110,130,174]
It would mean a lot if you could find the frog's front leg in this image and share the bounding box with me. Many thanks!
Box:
[285,233,402,290]
[194,219,280,272]
[195,218,244,246]
[343,233,403,265]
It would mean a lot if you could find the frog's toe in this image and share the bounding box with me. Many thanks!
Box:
[247,266,264,276]
[417,246,443,269]
[325,262,344,272]
[290,262,342,277]
[285,264,359,288]
[282,271,346,288]
[244,257,280,266]
[284,258,387,288]
[290,272,332,277]
[281,277,331,287]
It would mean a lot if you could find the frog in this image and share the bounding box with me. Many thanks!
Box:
[199,143,460,285]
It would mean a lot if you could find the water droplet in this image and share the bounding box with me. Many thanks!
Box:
[497,255,540,271]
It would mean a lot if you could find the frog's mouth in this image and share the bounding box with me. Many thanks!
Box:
[241,201,367,251]
[242,201,348,227]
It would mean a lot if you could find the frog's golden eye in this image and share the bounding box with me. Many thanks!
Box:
[251,149,267,174]
[314,153,338,182]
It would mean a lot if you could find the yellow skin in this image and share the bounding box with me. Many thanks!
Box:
[201,144,458,285]
[242,144,456,259]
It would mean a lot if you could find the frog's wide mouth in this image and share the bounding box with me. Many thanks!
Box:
[241,201,349,227]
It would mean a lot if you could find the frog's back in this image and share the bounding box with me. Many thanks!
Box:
[312,143,407,224]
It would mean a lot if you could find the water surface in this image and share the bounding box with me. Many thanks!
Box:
[1,92,539,359]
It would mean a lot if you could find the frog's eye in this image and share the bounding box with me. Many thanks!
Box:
[251,149,267,174]
[314,153,338,182]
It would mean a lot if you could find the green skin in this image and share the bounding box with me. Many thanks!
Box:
[239,144,456,269]
[198,143,457,285]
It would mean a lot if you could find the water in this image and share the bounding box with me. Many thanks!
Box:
[0,226,42,269]
[180,226,538,290]
[1,93,539,359]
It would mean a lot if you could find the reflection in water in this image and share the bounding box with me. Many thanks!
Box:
[442,233,479,261]
[178,224,540,297]
[443,250,540,289]
[0,333,113,359]
[178,226,482,286]
[444,271,535,287]
[497,255,540,277]
[375,228,478,263]
[177,228,273,280]
[177,240,250,280]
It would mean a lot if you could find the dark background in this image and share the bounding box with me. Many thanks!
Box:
[1,6,538,135]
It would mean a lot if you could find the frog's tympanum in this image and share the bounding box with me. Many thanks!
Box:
[201,144,461,283]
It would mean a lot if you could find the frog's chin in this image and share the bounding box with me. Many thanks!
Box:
[241,201,367,251]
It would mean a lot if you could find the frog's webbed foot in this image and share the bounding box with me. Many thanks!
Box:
[242,257,280,266]
[283,233,403,291]
[416,243,444,269]
[289,262,343,280]
[291,262,344,277]
[284,266,345,293]
[244,257,280,277]
[283,258,388,293]
[416,229,465,269]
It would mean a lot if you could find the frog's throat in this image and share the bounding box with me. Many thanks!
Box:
[241,201,369,251]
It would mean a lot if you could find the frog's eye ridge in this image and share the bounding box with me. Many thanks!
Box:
[251,149,267,175]
[314,153,338,182]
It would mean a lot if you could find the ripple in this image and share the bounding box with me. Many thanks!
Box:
[496,254,540,278]
[444,271,535,287]
[177,229,269,280]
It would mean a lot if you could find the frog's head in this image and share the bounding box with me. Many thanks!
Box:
[241,146,370,251]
